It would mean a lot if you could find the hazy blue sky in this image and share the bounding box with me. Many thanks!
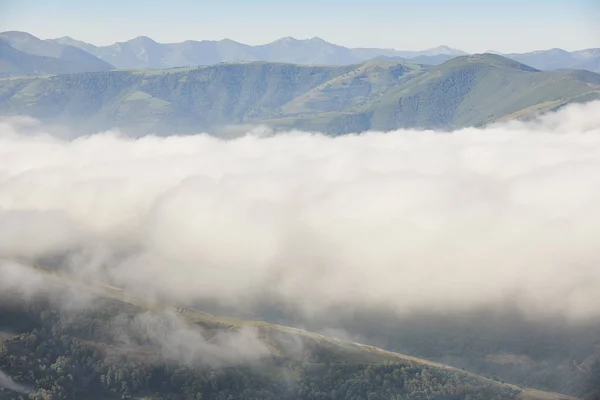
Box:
[1,0,598,52]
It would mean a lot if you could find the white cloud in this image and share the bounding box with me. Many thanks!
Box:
[110,312,271,366]
[1,101,600,321]
[0,370,30,394]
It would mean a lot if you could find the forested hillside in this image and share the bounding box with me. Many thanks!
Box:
[0,265,575,400]
[1,55,599,135]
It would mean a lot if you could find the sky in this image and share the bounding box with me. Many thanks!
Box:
[0,0,598,53]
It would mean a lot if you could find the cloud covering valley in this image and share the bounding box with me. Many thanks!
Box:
[2,102,600,322]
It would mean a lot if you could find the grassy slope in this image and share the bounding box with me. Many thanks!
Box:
[0,55,599,135]
[19,264,578,400]
[0,62,356,134]
[363,54,600,129]
[265,54,600,133]
[279,60,427,114]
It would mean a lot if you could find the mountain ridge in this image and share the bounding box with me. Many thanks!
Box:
[2,31,599,73]
[1,54,599,135]
[0,31,114,75]
[0,40,113,78]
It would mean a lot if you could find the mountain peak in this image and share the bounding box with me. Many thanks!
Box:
[442,53,540,72]
[530,48,569,55]
[267,37,302,47]
[309,36,327,43]
[0,30,40,42]
[279,36,298,42]
[424,45,468,56]
[51,36,83,45]
[128,36,158,45]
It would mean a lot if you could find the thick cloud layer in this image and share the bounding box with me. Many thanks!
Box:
[2,102,600,321]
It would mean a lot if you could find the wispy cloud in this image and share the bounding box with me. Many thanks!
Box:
[0,370,30,394]
[109,311,271,366]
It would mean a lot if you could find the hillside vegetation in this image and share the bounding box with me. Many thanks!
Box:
[0,264,579,400]
[1,54,598,135]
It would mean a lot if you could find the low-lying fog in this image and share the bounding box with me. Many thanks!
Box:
[1,101,600,323]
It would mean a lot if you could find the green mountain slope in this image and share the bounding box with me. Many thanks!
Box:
[0,263,578,400]
[0,62,363,134]
[266,54,600,133]
[280,60,427,114]
[0,54,599,135]
[363,54,598,129]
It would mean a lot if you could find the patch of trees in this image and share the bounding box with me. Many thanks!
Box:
[0,303,520,400]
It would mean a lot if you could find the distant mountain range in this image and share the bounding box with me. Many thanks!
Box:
[1,31,599,136]
[0,31,467,72]
[498,48,600,72]
[2,54,598,136]
[0,37,113,78]
[1,31,599,76]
